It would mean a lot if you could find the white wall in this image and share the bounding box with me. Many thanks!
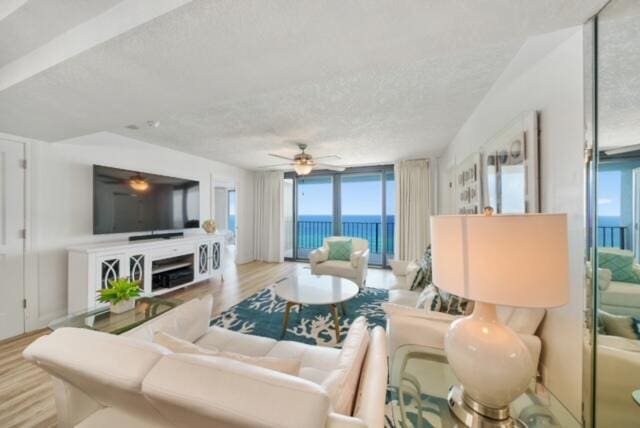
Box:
[438,27,585,419]
[24,131,255,329]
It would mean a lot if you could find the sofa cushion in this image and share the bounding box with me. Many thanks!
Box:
[155,331,301,375]
[313,260,358,279]
[195,325,278,356]
[267,340,340,371]
[328,239,353,261]
[321,316,370,415]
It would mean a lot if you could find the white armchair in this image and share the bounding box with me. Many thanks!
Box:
[309,237,370,287]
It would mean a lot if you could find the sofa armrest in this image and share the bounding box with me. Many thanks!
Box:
[352,326,387,428]
[351,249,369,269]
[310,248,329,268]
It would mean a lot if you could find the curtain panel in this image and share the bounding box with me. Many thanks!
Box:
[253,171,284,262]
[395,159,431,261]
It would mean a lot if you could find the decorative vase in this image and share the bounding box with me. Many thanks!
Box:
[202,219,217,234]
[110,299,135,314]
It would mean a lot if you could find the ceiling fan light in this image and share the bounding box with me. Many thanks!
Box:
[129,174,150,191]
[294,163,313,175]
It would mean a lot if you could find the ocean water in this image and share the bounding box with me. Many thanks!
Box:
[297,215,395,253]
[228,214,394,253]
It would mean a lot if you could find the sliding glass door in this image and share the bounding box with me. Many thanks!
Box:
[286,166,394,267]
[296,176,334,259]
[341,173,383,264]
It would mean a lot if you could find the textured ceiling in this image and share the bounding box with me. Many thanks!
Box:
[598,0,640,149]
[0,0,121,68]
[0,0,607,169]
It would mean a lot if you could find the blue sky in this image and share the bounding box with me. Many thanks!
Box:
[598,170,621,217]
[297,174,395,216]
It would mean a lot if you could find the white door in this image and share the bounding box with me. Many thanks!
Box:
[0,140,25,340]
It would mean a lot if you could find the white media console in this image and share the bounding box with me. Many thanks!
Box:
[68,234,225,314]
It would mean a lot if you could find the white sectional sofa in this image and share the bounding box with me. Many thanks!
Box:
[24,295,388,428]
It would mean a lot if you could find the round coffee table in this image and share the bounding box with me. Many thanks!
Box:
[275,270,359,339]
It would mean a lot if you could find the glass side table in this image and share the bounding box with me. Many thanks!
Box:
[387,344,580,428]
[49,297,181,335]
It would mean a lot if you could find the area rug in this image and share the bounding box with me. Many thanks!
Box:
[210,283,388,347]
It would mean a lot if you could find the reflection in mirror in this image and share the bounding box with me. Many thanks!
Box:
[595,0,640,426]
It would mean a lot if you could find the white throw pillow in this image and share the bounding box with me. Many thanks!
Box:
[321,316,370,415]
[154,331,301,376]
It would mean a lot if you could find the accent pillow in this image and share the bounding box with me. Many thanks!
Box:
[415,284,473,316]
[598,248,640,284]
[410,245,432,291]
[599,310,640,340]
[154,332,301,376]
[328,240,353,261]
[321,316,370,415]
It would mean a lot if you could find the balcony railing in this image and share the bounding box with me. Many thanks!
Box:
[296,220,394,254]
[598,225,628,250]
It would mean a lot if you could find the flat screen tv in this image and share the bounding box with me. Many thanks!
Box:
[93,165,200,234]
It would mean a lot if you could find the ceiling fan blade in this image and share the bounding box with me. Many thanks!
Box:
[268,153,295,161]
[259,163,293,168]
[313,155,341,161]
[315,163,346,172]
[604,144,640,156]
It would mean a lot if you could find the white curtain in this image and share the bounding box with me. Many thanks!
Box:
[395,159,431,261]
[253,171,284,262]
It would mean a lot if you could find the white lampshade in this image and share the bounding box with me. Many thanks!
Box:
[430,214,569,308]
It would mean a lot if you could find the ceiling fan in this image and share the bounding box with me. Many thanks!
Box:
[267,143,345,175]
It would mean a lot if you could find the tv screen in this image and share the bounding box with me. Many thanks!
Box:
[93,165,200,234]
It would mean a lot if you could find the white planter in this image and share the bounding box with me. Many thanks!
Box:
[110,299,135,314]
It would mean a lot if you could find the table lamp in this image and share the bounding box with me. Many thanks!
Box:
[430,213,569,427]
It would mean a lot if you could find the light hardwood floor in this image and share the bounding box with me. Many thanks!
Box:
[0,253,394,427]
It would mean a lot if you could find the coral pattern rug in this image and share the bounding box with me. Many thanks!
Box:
[210,283,388,347]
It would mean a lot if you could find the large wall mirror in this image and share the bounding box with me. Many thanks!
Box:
[588,0,640,426]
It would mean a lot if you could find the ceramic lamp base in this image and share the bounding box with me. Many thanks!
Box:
[448,385,515,428]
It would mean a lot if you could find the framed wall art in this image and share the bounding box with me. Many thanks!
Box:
[454,152,482,214]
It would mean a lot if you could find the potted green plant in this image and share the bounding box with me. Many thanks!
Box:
[97,277,142,314]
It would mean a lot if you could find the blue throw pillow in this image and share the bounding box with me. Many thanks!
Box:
[328,240,352,261]
[598,248,640,284]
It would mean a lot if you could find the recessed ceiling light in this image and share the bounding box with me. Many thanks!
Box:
[147,120,160,128]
